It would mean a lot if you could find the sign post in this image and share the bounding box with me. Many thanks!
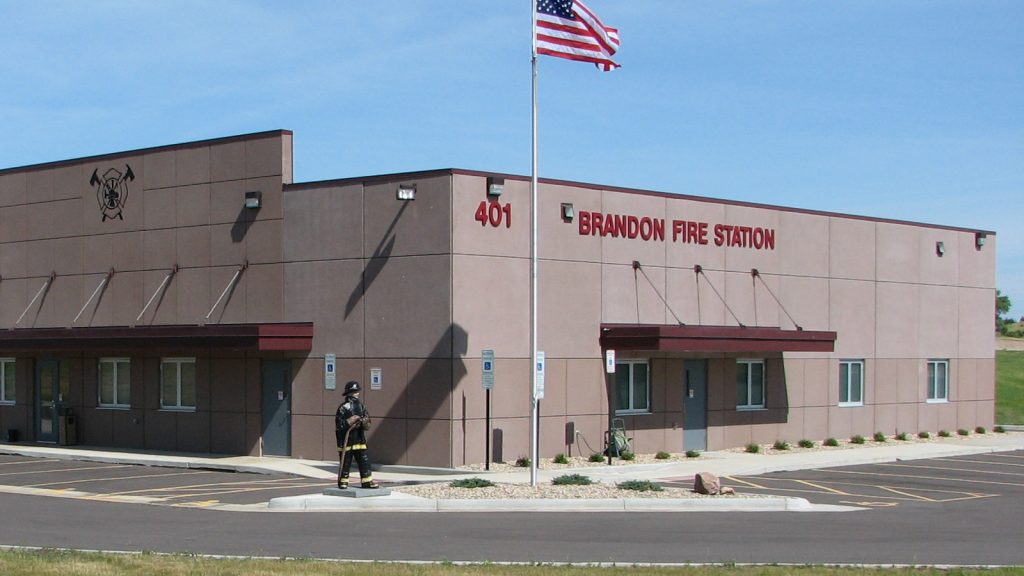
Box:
[482,350,495,470]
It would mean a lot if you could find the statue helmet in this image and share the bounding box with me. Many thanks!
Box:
[344,381,361,395]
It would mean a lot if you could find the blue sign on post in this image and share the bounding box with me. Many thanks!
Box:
[482,349,495,390]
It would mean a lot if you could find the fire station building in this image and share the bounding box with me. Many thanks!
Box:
[0,130,997,467]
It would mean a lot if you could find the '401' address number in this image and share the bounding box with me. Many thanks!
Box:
[475,201,511,228]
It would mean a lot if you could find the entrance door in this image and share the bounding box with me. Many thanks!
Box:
[261,360,292,457]
[683,360,707,452]
[35,360,61,443]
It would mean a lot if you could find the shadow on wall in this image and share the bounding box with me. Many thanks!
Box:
[344,200,410,320]
[370,323,468,467]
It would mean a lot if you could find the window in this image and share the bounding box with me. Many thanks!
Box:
[161,358,196,411]
[736,359,765,409]
[927,360,948,403]
[614,360,650,414]
[98,358,131,408]
[839,360,864,406]
[0,359,14,404]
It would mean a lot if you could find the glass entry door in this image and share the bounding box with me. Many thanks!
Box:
[36,359,61,443]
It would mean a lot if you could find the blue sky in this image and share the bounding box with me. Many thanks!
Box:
[2,1,1021,317]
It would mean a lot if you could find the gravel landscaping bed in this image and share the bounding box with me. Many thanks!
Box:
[394,480,741,500]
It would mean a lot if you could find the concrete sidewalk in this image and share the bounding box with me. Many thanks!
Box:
[2,432,1021,513]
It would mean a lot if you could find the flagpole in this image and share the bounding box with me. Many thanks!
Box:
[529,0,540,488]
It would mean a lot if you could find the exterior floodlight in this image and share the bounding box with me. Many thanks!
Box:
[487,176,504,197]
[560,202,574,221]
[936,241,945,257]
[397,185,416,201]
[975,233,987,249]
[244,190,262,209]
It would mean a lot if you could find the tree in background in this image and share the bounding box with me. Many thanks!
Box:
[997,290,1017,336]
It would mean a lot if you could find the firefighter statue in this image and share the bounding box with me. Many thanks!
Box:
[335,381,379,489]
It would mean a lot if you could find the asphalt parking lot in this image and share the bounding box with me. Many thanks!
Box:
[3,449,1023,512]
[663,449,1024,509]
[0,454,329,507]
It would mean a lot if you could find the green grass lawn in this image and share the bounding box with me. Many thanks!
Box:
[997,349,1024,424]
[1,550,1023,576]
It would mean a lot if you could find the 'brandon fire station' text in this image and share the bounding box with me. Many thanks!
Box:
[576,211,775,250]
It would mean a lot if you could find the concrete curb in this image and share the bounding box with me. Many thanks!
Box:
[265,493,832,513]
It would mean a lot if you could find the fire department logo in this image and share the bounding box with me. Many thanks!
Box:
[90,165,135,221]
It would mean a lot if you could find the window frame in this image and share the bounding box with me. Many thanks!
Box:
[839,359,865,407]
[926,359,949,403]
[0,358,15,405]
[614,359,651,415]
[97,357,131,409]
[160,357,197,412]
[736,358,766,410]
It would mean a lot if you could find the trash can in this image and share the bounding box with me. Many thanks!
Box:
[58,408,77,446]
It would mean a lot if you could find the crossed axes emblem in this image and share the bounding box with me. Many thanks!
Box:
[91,165,135,221]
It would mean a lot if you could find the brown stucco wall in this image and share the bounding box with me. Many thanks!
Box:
[282,173,455,464]
[0,131,292,452]
[448,172,996,462]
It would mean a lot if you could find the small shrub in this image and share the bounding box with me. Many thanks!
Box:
[450,477,494,489]
[824,437,839,447]
[619,451,636,461]
[515,456,531,467]
[957,428,969,436]
[552,473,592,486]
[994,425,1006,433]
[974,426,987,434]
[873,432,887,442]
[655,451,671,460]
[918,431,931,439]
[589,452,605,462]
[617,479,663,492]
[938,430,951,438]
[745,443,760,453]
[850,435,866,445]
[552,453,569,464]
[772,440,790,451]
[685,450,701,458]
[798,439,815,449]
[895,432,910,441]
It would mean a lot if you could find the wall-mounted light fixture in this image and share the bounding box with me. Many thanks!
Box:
[244,190,262,209]
[936,241,945,257]
[560,202,575,221]
[975,232,987,249]
[396,184,416,201]
[486,176,504,197]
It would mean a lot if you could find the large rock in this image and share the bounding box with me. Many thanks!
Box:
[693,472,721,495]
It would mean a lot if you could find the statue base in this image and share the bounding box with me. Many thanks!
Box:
[323,487,392,498]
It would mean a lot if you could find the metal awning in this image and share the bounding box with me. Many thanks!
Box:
[600,324,836,353]
[0,323,313,352]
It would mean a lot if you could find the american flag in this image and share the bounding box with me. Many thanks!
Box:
[536,0,620,71]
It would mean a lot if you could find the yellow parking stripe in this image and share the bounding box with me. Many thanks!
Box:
[877,485,937,502]
[791,479,852,495]
[24,470,213,488]
[815,468,1024,487]
[938,457,1024,468]
[722,476,768,489]
[0,464,131,478]
[100,477,318,500]
[731,476,997,502]
[172,500,220,508]
[0,459,60,467]
[879,462,1024,477]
